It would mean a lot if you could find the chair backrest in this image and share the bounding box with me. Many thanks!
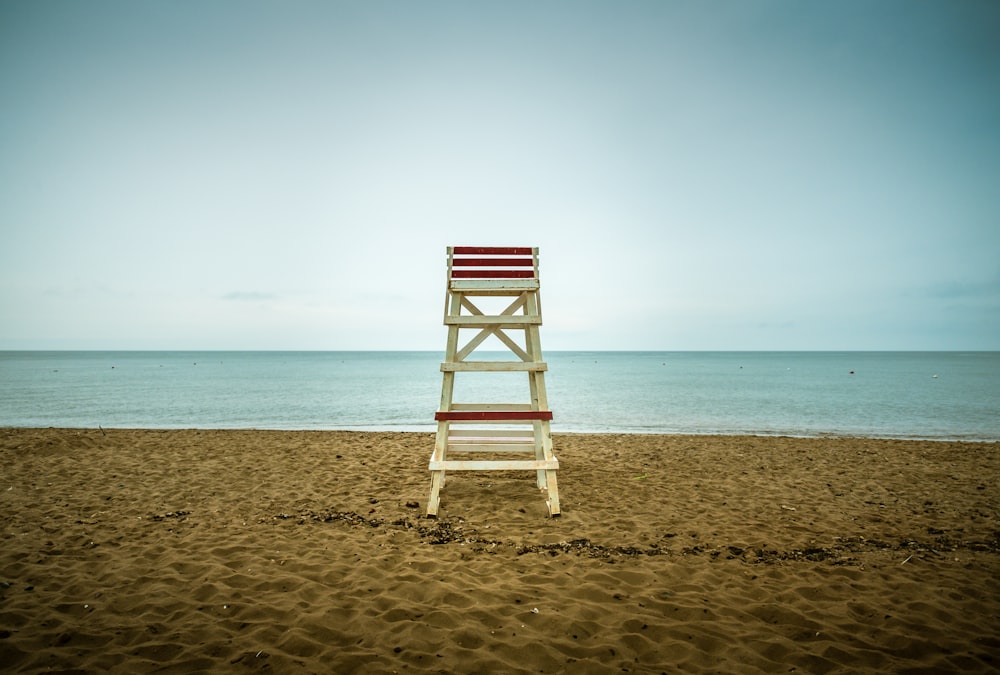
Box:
[447,247,539,290]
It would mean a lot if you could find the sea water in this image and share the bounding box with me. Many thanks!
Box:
[0,351,997,440]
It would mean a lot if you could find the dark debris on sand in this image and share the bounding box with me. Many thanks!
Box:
[269,510,1000,565]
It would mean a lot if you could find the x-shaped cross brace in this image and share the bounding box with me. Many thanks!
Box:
[455,292,532,362]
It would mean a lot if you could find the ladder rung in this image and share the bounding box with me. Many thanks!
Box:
[444,315,540,325]
[450,403,534,412]
[447,428,535,436]
[436,410,553,421]
[429,459,559,471]
[448,434,536,443]
[446,443,536,452]
[440,362,547,372]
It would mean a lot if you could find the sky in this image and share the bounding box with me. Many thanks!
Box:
[1,0,998,351]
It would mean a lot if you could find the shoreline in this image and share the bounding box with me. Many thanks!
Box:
[2,428,998,672]
[6,425,1000,443]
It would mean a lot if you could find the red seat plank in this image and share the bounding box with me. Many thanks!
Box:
[453,246,533,255]
[435,410,553,421]
[451,270,536,279]
[451,257,535,267]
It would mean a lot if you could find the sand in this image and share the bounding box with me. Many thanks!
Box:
[1,428,997,673]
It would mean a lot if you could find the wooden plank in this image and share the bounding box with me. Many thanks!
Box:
[448,436,534,442]
[441,418,539,425]
[450,279,539,291]
[450,403,534,412]
[428,459,559,471]
[448,434,536,443]
[440,361,547,372]
[435,410,553,421]
[451,270,535,278]
[446,443,536,452]
[445,315,540,325]
[451,258,535,267]
[453,246,533,255]
[447,427,535,435]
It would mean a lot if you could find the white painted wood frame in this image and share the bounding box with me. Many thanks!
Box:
[427,246,560,517]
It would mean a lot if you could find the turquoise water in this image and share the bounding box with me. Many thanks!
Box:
[1,351,998,440]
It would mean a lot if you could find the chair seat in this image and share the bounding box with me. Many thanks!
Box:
[449,278,540,292]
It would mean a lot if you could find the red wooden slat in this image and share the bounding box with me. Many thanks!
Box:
[453,246,533,255]
[451,258,534,267]
[435,410,553,421]
[451,270,536,278]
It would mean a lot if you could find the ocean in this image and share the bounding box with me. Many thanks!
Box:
[0,351,998,440]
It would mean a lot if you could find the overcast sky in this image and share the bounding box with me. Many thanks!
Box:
[1,1,998,351]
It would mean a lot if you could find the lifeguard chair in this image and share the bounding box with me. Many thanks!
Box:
[427,246,560,517]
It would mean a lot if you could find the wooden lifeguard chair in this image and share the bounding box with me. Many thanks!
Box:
[427,246,560,517]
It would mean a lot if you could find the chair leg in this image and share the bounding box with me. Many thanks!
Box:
[427,470,444,517]
[545,470,560,516]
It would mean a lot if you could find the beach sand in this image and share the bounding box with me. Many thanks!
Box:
[1,428,997,673]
